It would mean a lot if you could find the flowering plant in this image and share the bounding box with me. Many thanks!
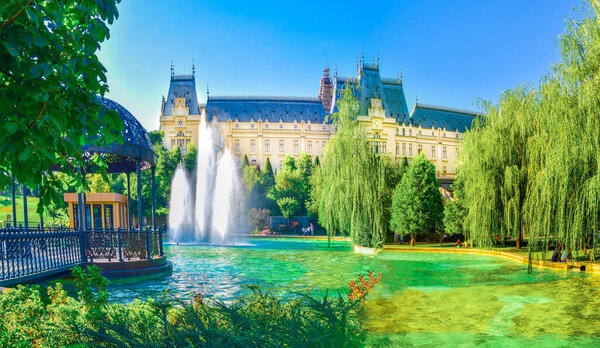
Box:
[348,270,381,301]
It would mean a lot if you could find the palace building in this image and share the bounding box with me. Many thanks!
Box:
[159,59,477,185]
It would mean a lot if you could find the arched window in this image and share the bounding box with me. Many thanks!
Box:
[402,128,405,136]
[177,131,184,137]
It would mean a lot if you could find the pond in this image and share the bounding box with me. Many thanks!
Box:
[57,237,600,346]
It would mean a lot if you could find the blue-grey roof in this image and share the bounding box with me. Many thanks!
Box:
[81,97,155,172]
[205,96,328,123]
[162,74,200,116]
[409,103,478,132]
[331,63,409,122]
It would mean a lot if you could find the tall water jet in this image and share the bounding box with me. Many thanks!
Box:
[194,116,214,240]
[211,149,236,242]
[168,164,194,242]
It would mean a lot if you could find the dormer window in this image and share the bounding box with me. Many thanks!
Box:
[265,124,269,129]
[235,124,239,128]
[280,124,283,129]
[251,124,254,128]
[308,125,311,130]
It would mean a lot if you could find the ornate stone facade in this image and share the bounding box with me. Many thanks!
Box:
[159,60,477,184]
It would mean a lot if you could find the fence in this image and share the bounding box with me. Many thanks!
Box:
[0,226,164,285]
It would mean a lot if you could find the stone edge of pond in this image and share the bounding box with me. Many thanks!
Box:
[384,246,600,275]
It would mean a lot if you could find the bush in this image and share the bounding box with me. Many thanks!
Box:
[0,266,376,347]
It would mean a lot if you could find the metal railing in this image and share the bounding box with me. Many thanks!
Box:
[0,226,165,285]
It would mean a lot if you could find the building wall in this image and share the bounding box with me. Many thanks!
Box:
[160,98,462,178]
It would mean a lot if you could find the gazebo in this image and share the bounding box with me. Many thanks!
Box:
[0,97,170,286]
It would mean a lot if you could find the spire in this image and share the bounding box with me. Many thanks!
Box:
[170,60,174,78]
[192,59,195,77]
[377,51,380,68]
[206,84,209,100]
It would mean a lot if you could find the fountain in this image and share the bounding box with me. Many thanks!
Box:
[167,164,194,242]
[168,116,242,244]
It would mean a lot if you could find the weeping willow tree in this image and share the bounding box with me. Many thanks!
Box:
[459,1,600,261]
[316,83,390,248]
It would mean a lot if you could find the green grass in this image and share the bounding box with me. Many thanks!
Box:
[0,192,66,227]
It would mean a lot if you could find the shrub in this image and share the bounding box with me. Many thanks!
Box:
[0,266,378,347]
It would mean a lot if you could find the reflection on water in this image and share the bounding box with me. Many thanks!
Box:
[50,238,600,345]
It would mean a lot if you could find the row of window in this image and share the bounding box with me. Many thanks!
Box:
[235,139,322,154]
[392,143,458,159]
[234,123,328,130]
[394,128,459,138]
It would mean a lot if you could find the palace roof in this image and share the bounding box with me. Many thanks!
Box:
[162,74,201,116]
[409,103,478,132]
[205,96,328,123]
[331,63,409,122]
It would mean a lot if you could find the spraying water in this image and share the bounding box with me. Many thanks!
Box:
[194,116,214,241]
[211,149,236,242]
[168,164,194,242]
[167,119,243,244]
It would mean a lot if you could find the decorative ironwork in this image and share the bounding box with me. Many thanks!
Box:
[0,227,165,286]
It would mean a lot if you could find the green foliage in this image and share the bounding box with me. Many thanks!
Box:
[458,1,600,254]
[183,144,198,175]
[89,174,111,193]
[313,155,320,167]
[268,166,307,215]
[0,266,366,347]
[263,157,275,181]
[315,83,394,248]
[281,155,297,172]
[248,208,270,231]
[390,153,444,244]
[0,0,123,217]
[443,199,467,237]
[148,130,164,146]
[241,154,250,169]
[277,197,300,221]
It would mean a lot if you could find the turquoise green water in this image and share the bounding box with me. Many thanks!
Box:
[100,238,600,346]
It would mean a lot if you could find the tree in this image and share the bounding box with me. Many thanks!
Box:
[89,174,111,193]
[315,83,390,248]
[0,0,123,216]
[277,197,299,225]
[241,154,250,169]
[268,169,306,208]
[313,156,320,167]
[297,153,313,182]
[247,208,270,232]
[183,144,197,175]
[458,2,600,264]
[263,157,275,181]
[390,153,443,246]
[148,130,164,147]
[443,199,467,240]
[281,155,297,172]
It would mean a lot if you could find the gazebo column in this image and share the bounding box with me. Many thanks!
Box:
[137,160,151,259]
[126,172,131,230]
[11,177,16,228]
[151,167,156,231]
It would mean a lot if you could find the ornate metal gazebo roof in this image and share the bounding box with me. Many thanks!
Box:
[82,97,156,173]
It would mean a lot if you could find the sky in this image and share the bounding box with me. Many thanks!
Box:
[98,0,581,131]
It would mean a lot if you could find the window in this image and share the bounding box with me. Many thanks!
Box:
[308,125,311,130]
[443,166,447,173]
[395,128,399,135]
[431,146,436,159]
[395,142,399,155]
[265,140,270,153]
[234,140,240,153]
[418,130,421,135]
[432,131,434,136]
[456,148,460,157]
[293,140,299,153]
[279,140,284,152]
[177,131,184,137]
[402,128,405,136]
[307,141,313,153]
[443,132,446,137]
[235,124,239,128]
[409,144,413,156]
[251,123,254,128]
[409,129,412,136]
[456,133,459,138]
[402,143,406,156]
[443,147,447,159]
[280,124,283,129]
[250,139,256,152]
[382,142,386,153]
[418,145,422,154]
[265,124,269,129]
[251,156,257,165]
[171,139,175,147]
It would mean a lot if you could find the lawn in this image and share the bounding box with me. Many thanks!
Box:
[0,192,67,227]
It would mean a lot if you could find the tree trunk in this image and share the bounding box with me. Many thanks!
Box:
[470,240,473,248]
[410,234,415,246]
[516,228,522,250]
[440,235,444,246]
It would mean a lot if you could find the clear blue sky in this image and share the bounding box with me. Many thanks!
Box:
[98,0,580,131]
